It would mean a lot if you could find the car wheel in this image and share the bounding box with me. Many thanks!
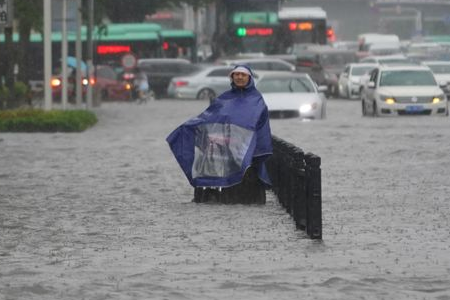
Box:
[325,86,332,98]
[345,87,350,99]
[362,100,367,116]
[372,101,378,117]
[101,89,108,101]
[333,85,339,98]
[197,89,216,101]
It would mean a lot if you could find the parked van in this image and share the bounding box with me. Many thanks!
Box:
[357,33,401,58]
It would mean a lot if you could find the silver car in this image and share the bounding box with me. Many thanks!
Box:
[338,63,377,99]
[359,54,411,65]
[219,57,296,72]
[421,60,450,98]
[421,61,450,85]
[256,72,327,119]
[167,65,233,100]
[361,65,448,117]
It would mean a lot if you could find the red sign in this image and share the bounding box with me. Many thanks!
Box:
[97,45,131,55]
[121,53,137,70]
[246,28,273,36]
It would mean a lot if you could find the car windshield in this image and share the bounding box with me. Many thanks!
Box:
[320,52,357,68]
[378,58,408,64]
[427,64,450,74]
[379,70,437,86]
[257,77,315,93]
[351,66,376,76]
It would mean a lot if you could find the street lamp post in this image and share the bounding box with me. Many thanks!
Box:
[44,0,53,111]
[86,0,94,109]
[379,6,423,37]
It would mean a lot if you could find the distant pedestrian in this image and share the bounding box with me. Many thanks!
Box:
[133,68,150,103]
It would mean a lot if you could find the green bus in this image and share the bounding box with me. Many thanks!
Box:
[1,22,197,82]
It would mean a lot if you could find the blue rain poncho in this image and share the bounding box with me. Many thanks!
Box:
[166,65,273,188]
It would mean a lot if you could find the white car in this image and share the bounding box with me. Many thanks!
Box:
[255,72,327,119]
[421,61,450,84]
[167,65,233,100]
[338,63,377,99]
[219,57,296,72]
[422,60,450,98]
[361,65,448,117]
[359,54,412,65]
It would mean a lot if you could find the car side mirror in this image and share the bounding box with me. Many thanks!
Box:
[318,85,328,93]
[368,81,375,89]
[439,81,448,88]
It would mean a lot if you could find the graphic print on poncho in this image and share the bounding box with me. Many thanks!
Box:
[192,123,253,179]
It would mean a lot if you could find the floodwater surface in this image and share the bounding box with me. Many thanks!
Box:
[1,99,450,300]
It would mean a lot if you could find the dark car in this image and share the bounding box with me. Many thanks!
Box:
[93,65,132,101]
[291,45,358,98]
[51,67,87,102]
[51,65,132,102]
[137,58,199,98]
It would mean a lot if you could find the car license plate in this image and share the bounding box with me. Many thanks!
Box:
[405,105,424,113]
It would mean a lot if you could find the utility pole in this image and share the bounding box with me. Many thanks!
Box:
[86,0,94,109]
[1,0,14,108]
[75,0,82,107]
[61,0,68,109]
[44,0,53,111]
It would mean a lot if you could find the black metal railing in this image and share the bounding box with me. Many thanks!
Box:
[266,135,322,240]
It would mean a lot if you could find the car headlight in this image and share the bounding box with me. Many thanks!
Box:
[51,78,61,87]
[299,103,318,113]
[350,78,360,84]
[379,94,395,104]
[432,94,445,103]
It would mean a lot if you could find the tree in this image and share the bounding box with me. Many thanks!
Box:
[101,0,175,23]
[2,0,220,102]
[15,0,43,85]
[175,0,217,41]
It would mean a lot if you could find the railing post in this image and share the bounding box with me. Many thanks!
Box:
[305,153,322,240]
[293,148,306,230]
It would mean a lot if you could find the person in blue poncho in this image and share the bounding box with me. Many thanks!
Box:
[166,64,273,204]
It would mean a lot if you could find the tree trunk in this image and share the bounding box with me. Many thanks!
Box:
[211,0,227,60]
[4,26,15,108]
[17,25,32,85]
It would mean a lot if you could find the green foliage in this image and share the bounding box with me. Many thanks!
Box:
[0,81,29,100]
[0,86,11,101]
[13,81,29,99]
[0,82,31,108]
[0,109,98,132]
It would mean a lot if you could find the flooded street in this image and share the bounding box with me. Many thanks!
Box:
[1,99,450,300]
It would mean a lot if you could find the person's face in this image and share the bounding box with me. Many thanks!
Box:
[232,72,250,88]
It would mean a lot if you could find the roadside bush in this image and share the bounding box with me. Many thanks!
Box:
[0,86,11,109]
[14,81,30,100]
[0,82,32,109]
[0,109,98,132]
